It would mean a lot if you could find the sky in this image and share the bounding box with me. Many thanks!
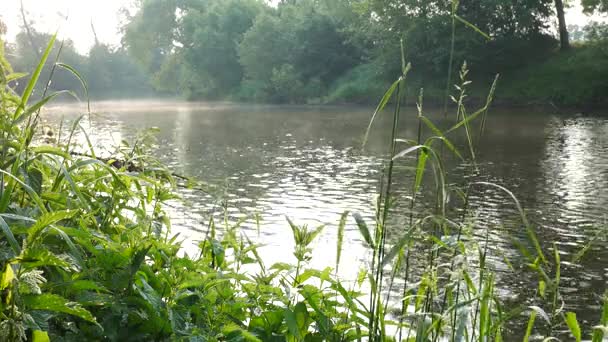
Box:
[0,0,132,52]
[0,0,606,54]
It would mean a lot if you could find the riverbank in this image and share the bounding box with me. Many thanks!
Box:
[25,42,608,112]
[324,44,608,109]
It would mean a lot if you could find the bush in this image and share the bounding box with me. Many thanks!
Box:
[327,62,389,104]
[499,44,608,106]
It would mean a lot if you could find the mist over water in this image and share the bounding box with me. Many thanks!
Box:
[43,100,608,333]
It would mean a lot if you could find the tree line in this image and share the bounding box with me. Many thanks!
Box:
[121,0,608,105]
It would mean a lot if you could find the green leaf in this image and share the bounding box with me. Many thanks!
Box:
[529,306,550,324]
[294,302,309,335]
[60,164,91,211]
[566,312,582,342]
[336,211,349,272]
[0,264,15,290]
[32,146,71,159]
[362,78,400,148]
[13,91,73,125]
[352,213,374,249]
[593,325,608,342]
[462,270,477,295]
[28,210,79,244]
[285,302,309,339]
[67,280,107,292]
[0,215,21,254]
[223,323,262,342]
[414,149,428,194]
[20,248,70,269]
[23,293,96,323]
[56,63,90,113]
[27,168,43,195]
[381,226,415,268]
[454,14,491,40]
[419,116,463,161]
[523,310,536,342]
[6,72,28,83]
[32,330,50,342]
[211,239,225,266]
[392,145,426,161]
[0,169,48,214]
[285,308,300,339]
[592,293,608,342]
[135,276,163,313]
[446,106,486,135]
[14,34,57,121]
[538,280,546,298]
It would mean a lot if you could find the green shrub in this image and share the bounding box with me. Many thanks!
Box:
[327,62,389,104]
[500,45,608,106]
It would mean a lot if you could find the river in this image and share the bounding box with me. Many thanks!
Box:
[42,100,608,336]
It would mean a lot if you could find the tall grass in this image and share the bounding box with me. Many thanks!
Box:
[353,3,605,342]
[0,15,606,342]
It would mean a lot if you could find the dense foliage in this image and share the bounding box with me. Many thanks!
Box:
[582,0,608,13]
[3,1,607,105]
[118,0,608,106]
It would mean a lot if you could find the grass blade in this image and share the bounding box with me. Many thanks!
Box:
[0,215,21,254]
[56,62,91,114]
[566,312,582,342]
[13,90,73,125]
[353,213,374,249]
[14,33,56,121]
[454,14,491,40]
[362,78,400,149]
[336,210,349,272]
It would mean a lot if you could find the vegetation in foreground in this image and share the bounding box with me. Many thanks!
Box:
[1,14,608,342]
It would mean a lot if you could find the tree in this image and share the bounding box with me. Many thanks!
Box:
[0,17,6,36]
[582,0,608,13]
[180,0,263,98]
[123,0,265,99]
[237,0,363,102]
[0,17,11,74]
[9,30,86,95]
[555,0,570,50]
[121,0,179,74]
[355,0,555,80]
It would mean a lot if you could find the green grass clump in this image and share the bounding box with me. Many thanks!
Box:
[326,62,390,104]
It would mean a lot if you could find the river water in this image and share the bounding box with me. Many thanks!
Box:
[42,100,608,336]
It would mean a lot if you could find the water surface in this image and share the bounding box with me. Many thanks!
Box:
[42,100,608,335]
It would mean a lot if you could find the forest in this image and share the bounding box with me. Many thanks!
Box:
[3,0,608,106]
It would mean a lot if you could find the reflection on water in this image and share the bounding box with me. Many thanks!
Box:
[42,101,608,331]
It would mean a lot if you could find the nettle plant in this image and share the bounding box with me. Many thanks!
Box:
[0,36,371,342]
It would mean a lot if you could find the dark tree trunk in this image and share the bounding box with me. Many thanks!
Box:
[555,0,570,50]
